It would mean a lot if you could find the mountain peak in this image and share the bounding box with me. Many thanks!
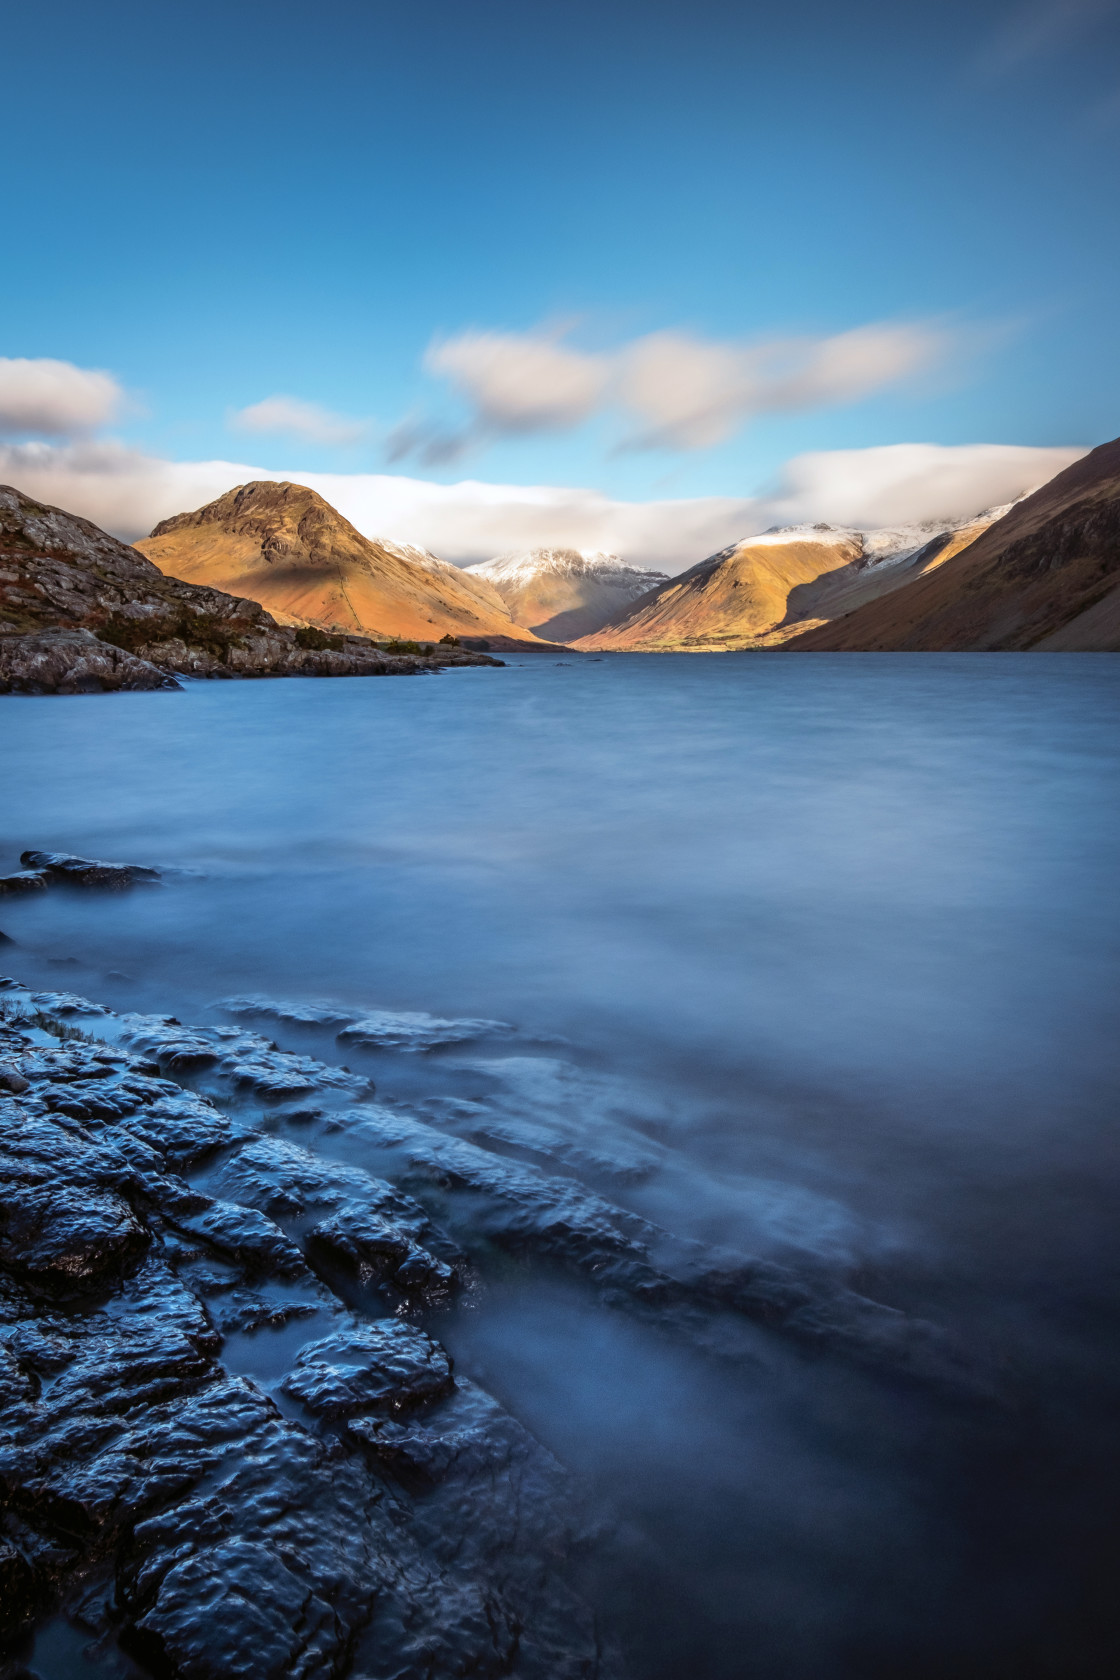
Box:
[467,548,669,641]
[138,481,551,648]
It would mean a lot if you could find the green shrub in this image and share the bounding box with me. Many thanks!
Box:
[295,626,345,651]
[383,639,429,655]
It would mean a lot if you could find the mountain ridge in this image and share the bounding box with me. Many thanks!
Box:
[783,435,1120,650]
[572,514,998,651]
[137,482,555,649]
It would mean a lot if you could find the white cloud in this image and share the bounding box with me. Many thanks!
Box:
[425,330,607,430]
[397,319,953,459]
[231,394,368,447]
[0,357,124,437]
[762,441,1085,529]
[618,323,945,449]
[0,437,1086,573]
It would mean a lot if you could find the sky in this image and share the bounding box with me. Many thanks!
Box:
[2,0,1118,566]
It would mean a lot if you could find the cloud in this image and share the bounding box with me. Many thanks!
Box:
[395,320,953,460]
[762,442,1085,529]
[231,394,368,447]
[426,330,608,432]
[0,357,124,437]
[616,323,946,450]
[0,436,1085,574]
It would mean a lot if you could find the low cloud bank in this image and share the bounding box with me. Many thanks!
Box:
[0,437,1086,573]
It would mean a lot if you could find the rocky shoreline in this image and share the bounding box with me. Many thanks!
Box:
[0,487,503,694]
[0,856,996,1678]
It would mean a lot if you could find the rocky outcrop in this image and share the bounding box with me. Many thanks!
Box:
[0,627,181,694]
[0,984,611,1676]
[15,850,162,890]
[136,481,556,650]
[466,549,669,642]
[784,435,1120,650]
[0,484,503,691]
[0,968,1002,1673]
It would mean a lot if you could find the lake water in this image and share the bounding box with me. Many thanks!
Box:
[4,652,1120,1679]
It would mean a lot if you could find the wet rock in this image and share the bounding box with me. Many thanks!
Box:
[348,1378,539,1485]
[116,1013,372,1097]
[0,1180,148,1294]
[209,1135,464,1305]
[171,1199,309,1279]
[218,995,357,1029]
[20,850,161,890]
[0,870,51,896]
[281,1322,453,1417]
[28,989,111,1014]
[0,998,609,1677]
[308,1207,457,1302]
[221,993,515,1051]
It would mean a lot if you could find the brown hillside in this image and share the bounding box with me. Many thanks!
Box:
[0,482,500,691]
[785,439,1119,651]
[136,481,552,649]
[575,533,865,651]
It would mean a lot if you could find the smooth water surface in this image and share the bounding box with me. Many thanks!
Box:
[3,653,1120,1679]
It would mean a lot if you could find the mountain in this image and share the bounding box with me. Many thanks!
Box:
[466,549,670,641]
[784,436,1120,650]
[135,482,551,649]
[0,484,499,693]
[572,517,996,652]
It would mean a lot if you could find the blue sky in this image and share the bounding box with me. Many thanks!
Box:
[2,0,1118,559]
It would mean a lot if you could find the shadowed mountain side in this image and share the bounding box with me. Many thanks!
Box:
[784,436,1120,651]
[574,520,1004,653]
[136,481,556,650]
[574,534,866,651]
[766,519,993,646]
[467,549,670,641]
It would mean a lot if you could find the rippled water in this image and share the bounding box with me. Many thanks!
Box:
[4,652,1120,1679]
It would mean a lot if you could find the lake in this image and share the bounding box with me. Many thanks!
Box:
[3,651,1120,1679]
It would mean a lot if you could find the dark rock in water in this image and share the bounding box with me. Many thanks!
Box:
[281,1322,453,1417]
[0,1181,149,1294]
[0,627,182,694]
[0,992,614,1679]
[0,870,51,896]
[221,992,514,1051]
[20,850,161,890]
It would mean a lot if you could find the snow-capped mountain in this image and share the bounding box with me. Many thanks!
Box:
[573,510,1006,653]
[466,548,670,642]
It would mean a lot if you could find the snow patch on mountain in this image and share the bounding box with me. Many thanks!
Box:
[468,547,666,586]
